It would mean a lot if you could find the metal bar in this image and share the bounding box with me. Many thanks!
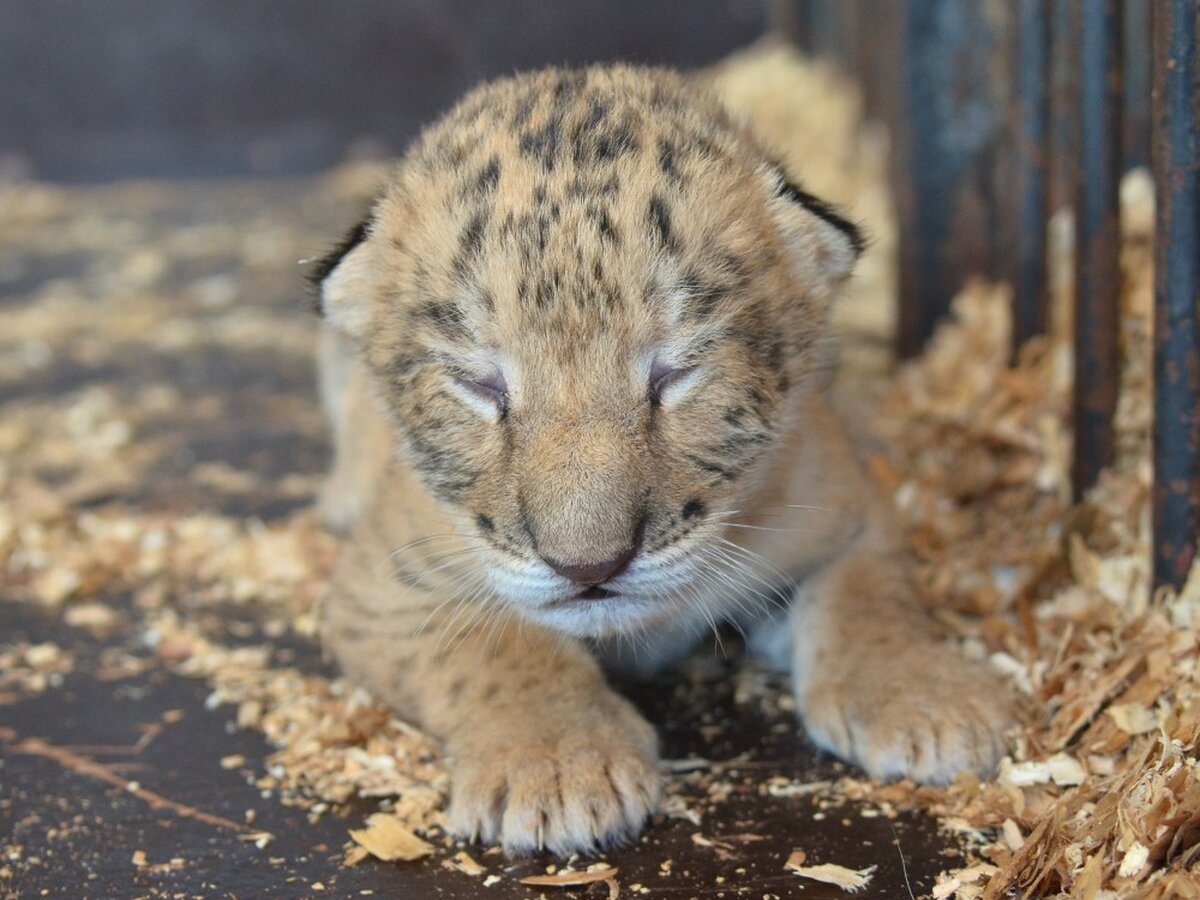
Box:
[1011,0,1051,350]
[1151,0,1200,590]
[1123,0,1152,172]
[1047,0,1080,217]
[1071,0,1123,497]
[896,0,1003,357]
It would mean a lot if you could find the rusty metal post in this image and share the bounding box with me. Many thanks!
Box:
[1011,0,1051,350]
[1071,0,1123,497]
[895,0,1004,357]
[1151,0,1200,590]
[1123,0,1152,172]
[1047,0,1080,217]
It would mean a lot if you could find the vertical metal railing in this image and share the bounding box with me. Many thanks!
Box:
[1151,0,1200,590]
[1071,0,1123,497]
[1123,0,1152,172]
[786,0,1199,591]
[1011,0,1051,351]
[893,0,1005,358]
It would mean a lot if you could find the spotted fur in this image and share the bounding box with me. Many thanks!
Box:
[312,65,1015,857]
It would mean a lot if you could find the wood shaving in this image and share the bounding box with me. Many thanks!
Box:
[784,851,877,893]
[441,851,486,877]
[932,863,998,899]
[347,813,434,863]
[997,753,1087,788]
[519,864,618,886]
[0,642,73,701]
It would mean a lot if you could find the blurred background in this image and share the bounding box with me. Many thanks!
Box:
[1,0,771,183]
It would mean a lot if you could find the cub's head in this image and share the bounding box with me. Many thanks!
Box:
[312,66,861,637]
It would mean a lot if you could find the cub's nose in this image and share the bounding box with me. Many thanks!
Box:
[544,544,638,585]
[542,518,646,585]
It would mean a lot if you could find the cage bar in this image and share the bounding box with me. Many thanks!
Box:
[1047,0,1081,218]
[1151,0,1200,590]
[1010,0,1051,350]
[1071,0,1123,497]
[894,0,1004,357]
[1123,0,1152,172]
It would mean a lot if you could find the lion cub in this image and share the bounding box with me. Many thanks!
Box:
[311,65,1014,855]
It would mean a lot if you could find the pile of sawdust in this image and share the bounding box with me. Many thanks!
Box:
[871,238,1200,900]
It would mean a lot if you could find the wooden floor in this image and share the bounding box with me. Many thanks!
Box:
[0,175,961,899]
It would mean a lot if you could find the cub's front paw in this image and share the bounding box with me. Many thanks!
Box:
[799,647,1016,784]
[446,696,660,856]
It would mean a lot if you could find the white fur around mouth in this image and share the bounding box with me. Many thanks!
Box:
[528,593,663,637]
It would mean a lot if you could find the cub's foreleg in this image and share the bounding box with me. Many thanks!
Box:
[321,536,660,856]
[789,531,1015,783]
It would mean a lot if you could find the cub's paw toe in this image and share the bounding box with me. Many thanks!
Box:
[447,710,660,856]
[800,650,1017,784]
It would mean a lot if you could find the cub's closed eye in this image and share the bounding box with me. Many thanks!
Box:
[456,373,509,416]
[649,362,695,406]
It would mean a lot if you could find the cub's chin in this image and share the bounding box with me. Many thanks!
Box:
[521,592,668,639]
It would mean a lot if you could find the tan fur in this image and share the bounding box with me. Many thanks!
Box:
[312,66,1015,856]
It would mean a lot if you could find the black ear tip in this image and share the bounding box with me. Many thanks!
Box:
[305,215,373,313]
[774,170,866,257]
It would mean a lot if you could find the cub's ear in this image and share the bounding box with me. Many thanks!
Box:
[761,162,864,291]
[306,213,376,340]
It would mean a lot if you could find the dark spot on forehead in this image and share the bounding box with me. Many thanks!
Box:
[682,498,706,520]
[657,138,685,187]
[586,204,619,245]
[584,112,639,165]
[531,266,563,309]
[460,211,487,257]
[565,174,620,200]
[520,120,562,171]
[474,158,501,195]
[648,195,675,250]
[569,98,609,162]
[453,210,489,275]
[476,514,495,533]
[516,71,588,172]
